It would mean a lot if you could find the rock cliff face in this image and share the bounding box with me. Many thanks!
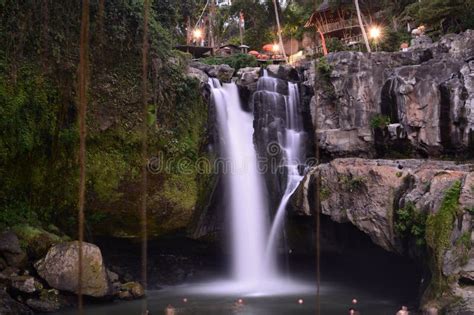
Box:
[296,31,474,314]
[306,30,474,158]
[292,158,474,313]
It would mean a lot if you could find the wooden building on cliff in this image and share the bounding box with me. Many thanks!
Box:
[305,0,380,53]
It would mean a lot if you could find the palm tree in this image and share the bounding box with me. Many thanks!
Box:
[354,0,371,52]
[272,0,288,62]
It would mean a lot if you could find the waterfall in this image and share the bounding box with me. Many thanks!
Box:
[193,76,311,296]
[263,78,306,268]
[209,78,271,283]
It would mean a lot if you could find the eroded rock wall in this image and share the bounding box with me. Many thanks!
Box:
[292,158,473,312]
[306,30,474,158]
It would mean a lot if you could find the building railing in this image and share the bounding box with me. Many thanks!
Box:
[314,34,364,54]
[318,18,360,34]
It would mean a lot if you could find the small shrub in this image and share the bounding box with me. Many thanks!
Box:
[340,175,366,192]
[316,57,332,79]
[326,38,346,53]
[370,114,391,129]
[395,202,427,247]
[379,30,411,52]
[316,57,336,99]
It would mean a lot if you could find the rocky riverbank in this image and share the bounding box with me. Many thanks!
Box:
[0,228,144,314]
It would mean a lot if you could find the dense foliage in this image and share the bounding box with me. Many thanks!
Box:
[0,0,208,237]
[405,0,474,37]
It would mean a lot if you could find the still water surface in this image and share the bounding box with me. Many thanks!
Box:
[56,279,413,315]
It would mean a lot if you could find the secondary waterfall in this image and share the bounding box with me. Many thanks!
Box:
[257,71,306,268]
[209,78,270,283]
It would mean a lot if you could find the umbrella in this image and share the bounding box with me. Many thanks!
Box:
[262,44,274,52]
[248,50,259,56]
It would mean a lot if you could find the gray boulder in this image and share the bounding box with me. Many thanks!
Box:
[266,64,299,81]
[236,67,260,86]
[35,241,110,297]
[118,282,144,300]
[187,67,209,86]
[11,276,43,294]
[0,232,27,268]
[208,64,235,82]
[0,232,22,254]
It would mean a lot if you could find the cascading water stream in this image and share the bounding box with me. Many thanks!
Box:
[188,76,311,296]
[262,75,306,268]
[209,78,271,284]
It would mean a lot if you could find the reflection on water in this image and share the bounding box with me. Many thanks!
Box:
[55,279,412,315]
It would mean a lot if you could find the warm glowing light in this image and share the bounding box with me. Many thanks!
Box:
[193,28,203,39]
[272,43,279,53]
[368,26,382,39]
[298,299,304,304]
[183,298,188,303]
[237,298,244,304]
[352,298,358,304]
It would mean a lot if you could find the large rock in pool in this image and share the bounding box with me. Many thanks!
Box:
[34,241,110,297]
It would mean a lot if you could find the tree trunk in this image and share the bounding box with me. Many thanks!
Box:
[77,0,90,313]
[354,0,371,52]
[272,0,288,62]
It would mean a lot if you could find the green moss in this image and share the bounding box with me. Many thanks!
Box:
[0,66,78,229]
[426,181,462,260]
[467,186,474,214]
[456,232,471,248]
[13,224,69,259]
[320,186,331,201]
[424,180,462,299]
[339,175,366,192]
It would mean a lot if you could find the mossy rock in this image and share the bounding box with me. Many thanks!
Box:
[423,181,463,304]
[12,225,69,260]
[120,282,144,298]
